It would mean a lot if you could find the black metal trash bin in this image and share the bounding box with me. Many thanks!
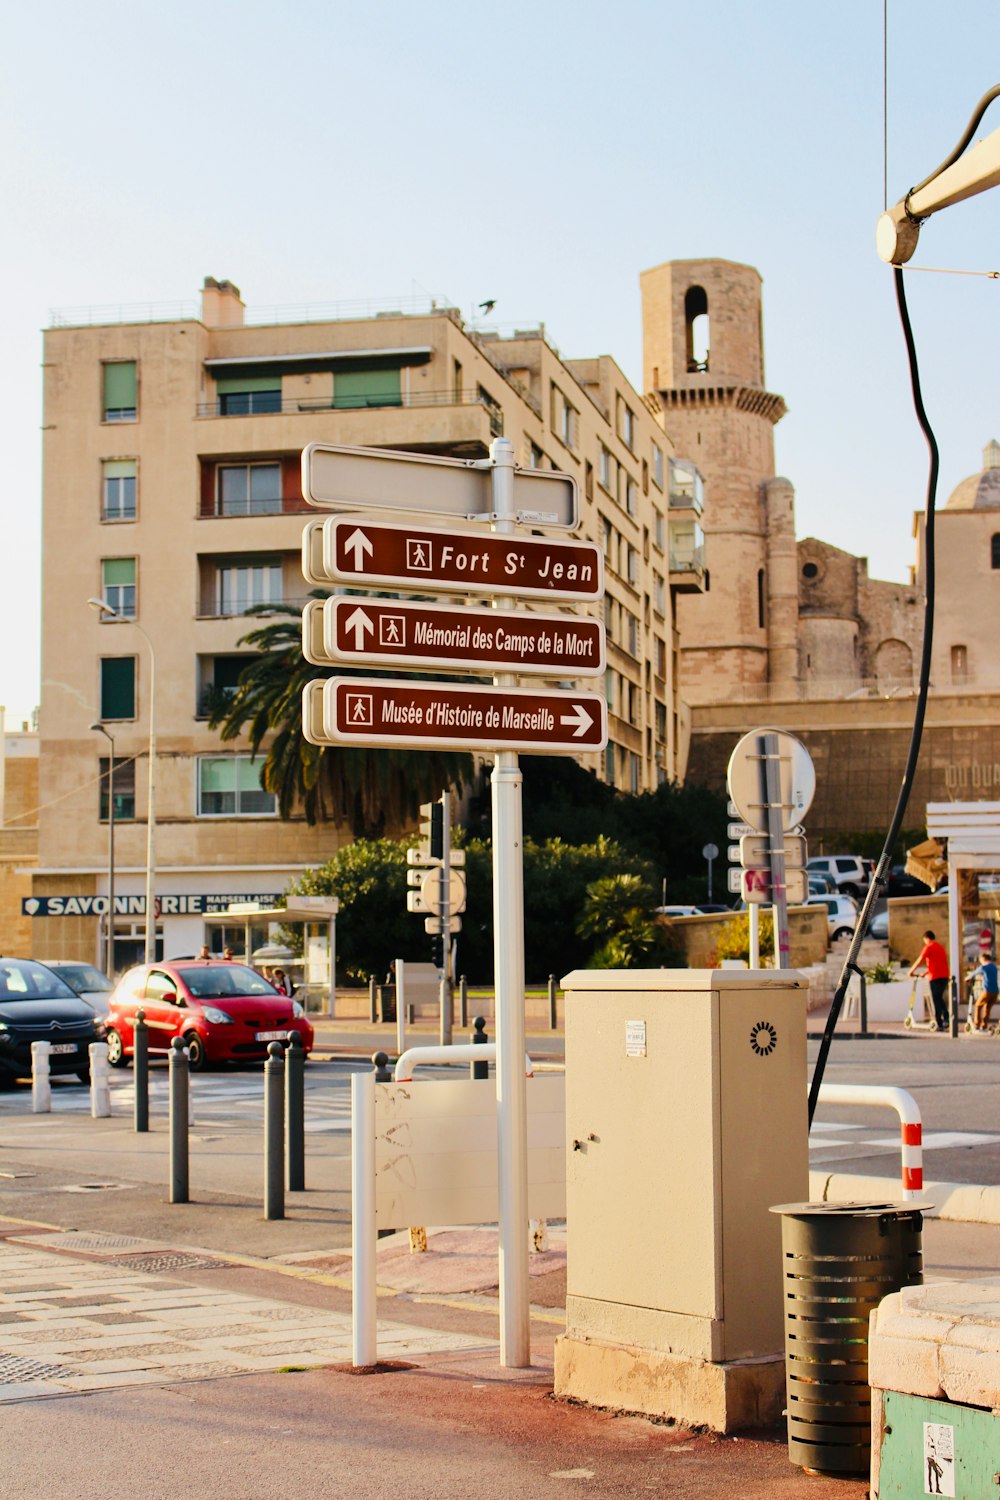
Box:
[770,1200,928,1477]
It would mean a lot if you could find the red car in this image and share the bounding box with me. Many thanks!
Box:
[105,961,314,1071]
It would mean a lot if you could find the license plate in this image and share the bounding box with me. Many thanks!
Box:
[50,1043,77,1055]
[255,1030,289,1042]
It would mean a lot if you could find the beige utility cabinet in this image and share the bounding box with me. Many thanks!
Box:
[555,968,808,1431]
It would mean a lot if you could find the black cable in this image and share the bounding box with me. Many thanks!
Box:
[807,265,938,1125]
[907,84,1000,207]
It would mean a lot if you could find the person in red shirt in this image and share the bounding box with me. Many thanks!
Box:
[910,930,951,1031]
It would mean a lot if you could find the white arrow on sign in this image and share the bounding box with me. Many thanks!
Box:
[559,703,594,738]
[344,528,374,570]
[343,606,374,650]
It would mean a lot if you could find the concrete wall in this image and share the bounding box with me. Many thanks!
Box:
[660,905,829,970]
[887,896,949,966]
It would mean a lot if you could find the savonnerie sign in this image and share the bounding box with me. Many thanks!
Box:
[23,893,282,918]
[316,515,603,601]
[303,677,607,754]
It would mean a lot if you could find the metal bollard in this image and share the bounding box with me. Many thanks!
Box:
[368,976,377,1024]
[372,1050,392,1083]
[285,1033,305,1193]
[31,1041,51,1113]
[264,1040,284,1221]
[459,975,468,1029]
[133,1007,149,1133]
[168,1036,189,1204]
[89,1042,111,1118]
[470,1016,489,1080]
[548,974,558,1030]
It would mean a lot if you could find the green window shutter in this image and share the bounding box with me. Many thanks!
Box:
[215,375,281,395]
[103,362,137,414]
[333,367,402,409]
[102,460,136,479]
[100,658,135,720]
[102,558,135,586]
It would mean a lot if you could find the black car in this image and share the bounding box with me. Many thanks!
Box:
[888,864,931,898]
[0,958,106,1085]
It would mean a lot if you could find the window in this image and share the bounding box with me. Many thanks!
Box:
[604,670,616,713]
[216,559,282,616]
[654,574,665,614]
[625,544,638,586]
[951,644,969,682]
[100,657,135,720]
[197,756,276,817]
[652,445,664,490]
[757,568,766,629]
[103,361,137,422]
[99,757,135,821]
[604,595,614,633]
[627,613,639,655]
[333,367,402,409]
[551,386,577,451]
[453,360,463,401]
[199,655,253,716]
[585,461,594,501]
[992,534,1000,569]
[619,401,635,451]
[599,446,612,491]
[605,744,616,785]
[685,286,709,371]
[528,441,544,469]
[653,510,665,550]
[629,752,641,794]
[601,519,612,556]
[476,384,503,436]
[215,376,281,415]
[656,638,667,677]
[102,460,136,521]
[217,463,281,516]
[101,558,136,618]
[625,477,638,518]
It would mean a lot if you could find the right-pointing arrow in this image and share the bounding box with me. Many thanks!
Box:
[343,528,374,571]
[343,606,374,650]
[559,702,594,738]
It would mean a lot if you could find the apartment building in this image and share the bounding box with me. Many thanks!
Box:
[32,278,704,966]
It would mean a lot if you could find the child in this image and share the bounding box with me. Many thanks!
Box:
[966,954,998,1032]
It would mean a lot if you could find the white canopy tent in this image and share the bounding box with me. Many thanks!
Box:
[225,896,339,1016]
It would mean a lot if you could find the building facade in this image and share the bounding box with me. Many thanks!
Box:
[32,279,702,965]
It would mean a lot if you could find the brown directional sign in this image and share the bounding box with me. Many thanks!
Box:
[302,441,578,529]
[313,597,605,676]
[316,515,603,602]
[302,677,608,753]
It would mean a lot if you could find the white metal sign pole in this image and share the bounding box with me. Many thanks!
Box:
[761,732,791,968]
[490,436,530,1367]
[749,902,760,968]
[440,789,453,1046]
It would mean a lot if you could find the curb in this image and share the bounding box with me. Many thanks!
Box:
[809,1170,1000,1225]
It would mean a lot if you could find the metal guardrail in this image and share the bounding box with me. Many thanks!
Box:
[815,1082,923,1200]
[194,390,507,421]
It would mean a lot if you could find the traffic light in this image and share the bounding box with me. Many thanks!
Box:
[430,934,445,968]
[419,798,445,860]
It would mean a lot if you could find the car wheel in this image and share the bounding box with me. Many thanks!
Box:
[75,1069,91,1086]
[106,1029,127,1068]
[832,927,853,942]
[185,1032,207,1071]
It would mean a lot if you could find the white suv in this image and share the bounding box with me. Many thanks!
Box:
[806,856,872,899]
[806,893,859,942]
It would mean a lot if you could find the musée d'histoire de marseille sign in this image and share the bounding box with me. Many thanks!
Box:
[22,893,282,918]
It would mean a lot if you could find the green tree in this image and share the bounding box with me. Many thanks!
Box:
[288,838,427,982]
[577,872,680,968]
[207,599,472,834]
[713,910,774,965]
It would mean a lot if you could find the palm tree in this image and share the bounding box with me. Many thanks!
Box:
[207,596,472,834]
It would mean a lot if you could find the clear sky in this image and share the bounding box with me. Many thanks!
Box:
[4,0,1000,722]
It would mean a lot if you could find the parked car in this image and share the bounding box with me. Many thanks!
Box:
[105,961,314,1071]
[44,961,114,1017]
[887,864,931,898]
[805,856,872,899]
[805,893,859,942]
[0,957,107,1086]
[655,904,701,918]
[808,872,838,895]
[868,909,890,941]
[695,903,730,914]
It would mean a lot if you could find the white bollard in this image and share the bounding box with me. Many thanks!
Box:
[31,1041,51,1113]
[89,1042,111,1118]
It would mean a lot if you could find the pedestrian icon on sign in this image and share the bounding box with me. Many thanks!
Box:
[380,614,405,646]
[345,693,374,727]
[406,539,432,571]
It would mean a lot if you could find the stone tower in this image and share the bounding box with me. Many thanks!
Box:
[640,258,799,704]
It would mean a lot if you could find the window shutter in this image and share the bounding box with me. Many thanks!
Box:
[103,362,137,412]
[103,460,136,479]
[100,658,135,719]
[333,367,402,409]
[215,376,282,395]
[102,558,135,586]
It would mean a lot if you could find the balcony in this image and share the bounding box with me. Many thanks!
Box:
[668,520,706,593]
[196,388,504,436]
[668,458,705,516]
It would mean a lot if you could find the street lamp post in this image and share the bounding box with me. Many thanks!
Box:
[90,722,116,975]
[88,597,157,963]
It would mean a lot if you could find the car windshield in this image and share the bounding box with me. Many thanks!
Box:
[55,964,113,993]
[175,964,279,1000]
[0,960,79,1002]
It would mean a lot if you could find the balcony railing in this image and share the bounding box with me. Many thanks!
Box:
[668,458,705,515]
[50,292,459,329]
[195,389,504,435]
[668,520,706,574]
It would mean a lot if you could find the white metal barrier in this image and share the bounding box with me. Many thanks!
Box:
[393,1043,533,1082]
[816,1083,923,1200]
[31,1041,51,1113]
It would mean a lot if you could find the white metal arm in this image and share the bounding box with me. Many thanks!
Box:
[393,1042,533,1082]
